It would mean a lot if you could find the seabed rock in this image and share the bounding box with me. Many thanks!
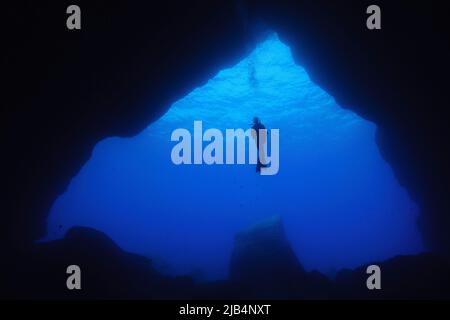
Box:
[229,215,332,299]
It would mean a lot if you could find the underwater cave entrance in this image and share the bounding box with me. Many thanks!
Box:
[43,33,423,280]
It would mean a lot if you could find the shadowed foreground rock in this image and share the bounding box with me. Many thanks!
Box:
[229,216,450,299]
[2,224,450,299]
[336,254,450,299]
[1,227,196,299]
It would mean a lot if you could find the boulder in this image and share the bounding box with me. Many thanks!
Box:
[229,215,329,298]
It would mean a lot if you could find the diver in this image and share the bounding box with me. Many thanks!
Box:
[251,117,268,173]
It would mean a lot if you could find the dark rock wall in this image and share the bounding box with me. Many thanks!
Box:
[3,0,449,265]
[247,0,450,252]
[3,1,249,246]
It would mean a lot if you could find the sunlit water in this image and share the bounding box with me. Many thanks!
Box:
[43,34,423,280]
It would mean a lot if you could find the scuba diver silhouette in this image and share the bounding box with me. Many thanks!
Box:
[251,117,268,173]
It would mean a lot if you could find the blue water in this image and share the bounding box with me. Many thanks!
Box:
[43,34,423,280]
